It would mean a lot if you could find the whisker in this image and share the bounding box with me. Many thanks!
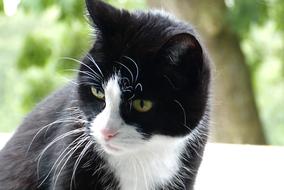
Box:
[42,118,84,140]
[79,75,102,85]
[37,134,86,187]
[120,77,131,86]
[62,57,103,81]
[92,163,107,176]
[70,140,94,190]
[122,89,132,93]
[86,53,104,78]
[52,136,90,190]
[61,77,79,86]
[164,75,177,90]
[168,55,175,65]
[183,124,193,132]
[122,86,134,93]
[174,100,187,127]
[52,136,89,179]
[135,83,143,92]
[128,94,135,101]
[68,69,101,82]
[123,56,139,82]
[78,81,102,87]
[115,61,134,84]
[37,128,85,177]
[26,118,82,156]
[123,86,133,90]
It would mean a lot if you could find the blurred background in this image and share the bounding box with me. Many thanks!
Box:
[0,0,283,145]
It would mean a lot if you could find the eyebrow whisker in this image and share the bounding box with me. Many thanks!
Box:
[86,53,104,78]
[115,61,134,84]
[123,56,139,82]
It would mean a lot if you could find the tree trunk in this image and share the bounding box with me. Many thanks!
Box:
[147,0,266,144]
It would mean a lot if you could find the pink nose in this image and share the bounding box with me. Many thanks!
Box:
[101,128,118,141]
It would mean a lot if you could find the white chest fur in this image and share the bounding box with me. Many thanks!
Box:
[107,136,187,190]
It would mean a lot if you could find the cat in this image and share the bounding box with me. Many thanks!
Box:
[0,0,211,190]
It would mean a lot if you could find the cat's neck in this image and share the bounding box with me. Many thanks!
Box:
[106,135,187,190]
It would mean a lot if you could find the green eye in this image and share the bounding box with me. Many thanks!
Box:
[91,87,105,100]
[132,99,153,112]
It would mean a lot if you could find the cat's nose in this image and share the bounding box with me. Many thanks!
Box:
[101,128,118,141]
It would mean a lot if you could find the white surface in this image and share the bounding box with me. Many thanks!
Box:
[0,133,12,150]
[1,134,284,190]
[195,143,284,190]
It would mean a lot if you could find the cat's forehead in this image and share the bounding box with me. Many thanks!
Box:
[96,12,191,57]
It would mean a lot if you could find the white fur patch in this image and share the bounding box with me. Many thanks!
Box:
[90,75,189,190]
[90,76,144,155]
[107,135,187,190]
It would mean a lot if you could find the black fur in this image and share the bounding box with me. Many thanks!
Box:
[0,0,211,189]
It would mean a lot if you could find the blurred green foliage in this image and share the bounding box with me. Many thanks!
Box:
[0,0,283,145]
[20,0,85,20]
[226,0,268,37]
[0,0,144,133]
[0,1,3,12]
[17,34,52,70]
[271,0,284,32]
[228,0,284,145]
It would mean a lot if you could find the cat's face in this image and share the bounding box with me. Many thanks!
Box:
[77,1,210,155]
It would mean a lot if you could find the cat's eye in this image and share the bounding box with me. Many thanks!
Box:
[132,99,153,112]
[91,87,105,100]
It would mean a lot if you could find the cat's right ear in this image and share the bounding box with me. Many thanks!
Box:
[85,0,125,34]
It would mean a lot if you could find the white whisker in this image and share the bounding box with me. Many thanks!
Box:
[120,77,131,85]
[62,57,103,81]
[26,117,82,156]
[52,136,90,190]
[70,140,94,190]
[37,134,86,188]
[123,56,139,82]
[135,83,143,92]
[61,77,79,86]
[115,61,134,84]
[164,75,177,90]
[86,53,104,78]
[68,69,101,82]
[37,128,85,177]
[128,94,135,101]
[174,100,187,127]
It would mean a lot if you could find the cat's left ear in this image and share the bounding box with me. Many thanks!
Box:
[85,0,127,34]
[158,33,203,66]
[157,33,207,89]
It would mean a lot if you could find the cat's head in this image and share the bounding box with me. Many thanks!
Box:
[77,0,211,155]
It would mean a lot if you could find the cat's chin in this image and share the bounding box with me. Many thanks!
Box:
[100,142,128,156]
[100,142,142,156]
[103,143,123,155]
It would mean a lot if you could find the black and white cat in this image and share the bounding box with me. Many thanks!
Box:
[0,0,211,190]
